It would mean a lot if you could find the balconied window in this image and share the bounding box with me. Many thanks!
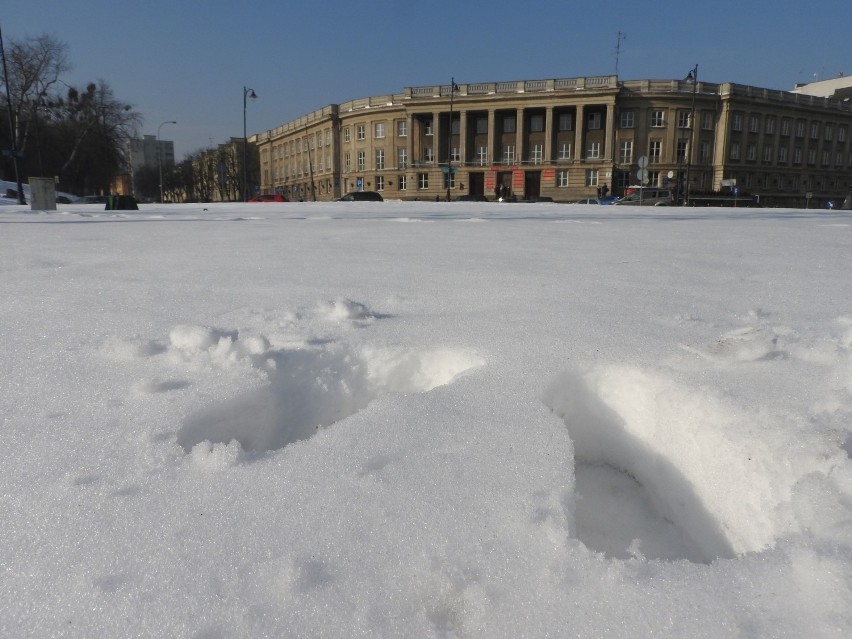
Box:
[476,146,488,166]
[558,142,572,161]
[502,145,515,164]
[529,144,542,164]
[586,141,601,159]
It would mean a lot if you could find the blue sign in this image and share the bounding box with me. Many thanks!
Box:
[356,178,363,191]
[733,187,739,197]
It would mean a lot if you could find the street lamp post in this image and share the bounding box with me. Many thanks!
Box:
[684,64,698,206]
[446,78,459,202]
[157,120,176,203]
[243,86,257,202]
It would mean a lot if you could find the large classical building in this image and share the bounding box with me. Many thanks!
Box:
[255,75,852,206]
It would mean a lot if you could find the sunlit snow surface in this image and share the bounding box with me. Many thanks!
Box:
[1,200,851,638]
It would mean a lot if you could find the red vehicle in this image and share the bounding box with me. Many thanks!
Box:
[248,193,288,202]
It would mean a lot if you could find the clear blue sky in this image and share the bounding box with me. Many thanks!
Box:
[5,0,850,159]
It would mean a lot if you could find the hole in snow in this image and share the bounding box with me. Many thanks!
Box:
[542,367,769,563]
[177,340,483,455]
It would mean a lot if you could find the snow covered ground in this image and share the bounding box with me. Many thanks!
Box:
[1,199,851,637]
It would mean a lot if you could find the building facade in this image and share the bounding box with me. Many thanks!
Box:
[256,76,852,206]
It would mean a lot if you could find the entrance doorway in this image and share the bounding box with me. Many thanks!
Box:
[524,171,541,200]
[468,172,484,197]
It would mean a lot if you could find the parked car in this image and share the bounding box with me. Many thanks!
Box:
[599,195,621,205]
[524,195,554,203]
[570,198,602,205]
[336,191,384,202]
[612,187,674,206]
[248,193,288,202]
[455,194,489,202]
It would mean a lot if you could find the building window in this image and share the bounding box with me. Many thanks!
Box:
[620,111,634,128]
[778,147,788,163]
[586,141,600,159]
[731,114,742,132]
[619,140,632,164]
[807,149,816,165]
[796,120,805,138]
[647,170,659,187]
[700,142,710,163]
[356,124,365,140]
[748,116,759,133]
[650,110,665,127]
[443,172,455,189]
[558,113,573,131]
[529,144,543,164]
[376,175,384,191]
[765,118,775,135]
[476,146,488,165]
[557,170,569,187]
[450,147,461,162]
[793,148,802,165]
[424,119,433,136]
[810,122,820,139]
[344,152,351,172]
[418,173,429,189]
[836,152,844,168]
[747,144,757,161]
[397,120,407,137]
[375,149,384,170]
[838,126,847,143]
[502,145,515,164]
[357,151,365,171]
[476,117,488,134]
[399,174,407,190]
[822,151,830,166]
[587,112,601,130]
[780,119,791,136]
[558,142,572,161]
[825,124,833,141]
[343,128,351,143]
[701,111,714,130]
[586,169,598,187]
[374,122,385,139]
[398,148,407,169]
[676,139,688,162]
[423,148,434,163]
[503,116,516,133]
[649,140,662,163]
[529,115,544,132]
[678,110,691,128]
[763,145,773,162]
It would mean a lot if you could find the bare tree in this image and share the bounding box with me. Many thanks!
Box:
[3,33,69,154]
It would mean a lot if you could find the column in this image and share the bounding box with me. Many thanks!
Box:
[487,110,496,166]
[544,107,554,163]
[574,105,585,161]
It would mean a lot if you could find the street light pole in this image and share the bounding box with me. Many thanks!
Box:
[157,120,176,203]
[446,78,459,202]
[243,86,257,202]
[684,64,698,206]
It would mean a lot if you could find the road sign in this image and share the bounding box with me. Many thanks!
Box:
[636,168,649,183]
[637,155,648,168]
[356,178,363,190]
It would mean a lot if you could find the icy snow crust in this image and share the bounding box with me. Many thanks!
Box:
[1,201,851,637]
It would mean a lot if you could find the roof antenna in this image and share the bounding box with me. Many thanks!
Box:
[615,31,626,77]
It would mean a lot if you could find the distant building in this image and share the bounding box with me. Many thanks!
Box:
[255,75,852,207]
[792,75,852,100]
[129,134,175,172]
